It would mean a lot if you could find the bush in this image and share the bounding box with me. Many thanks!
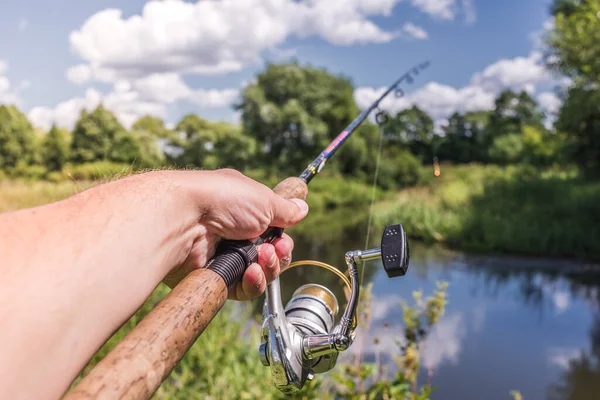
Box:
[63,162,133,181]
[11,163,48,180]
[45,171,67,183]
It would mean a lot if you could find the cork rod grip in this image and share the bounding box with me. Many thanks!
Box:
[65,176,308,400]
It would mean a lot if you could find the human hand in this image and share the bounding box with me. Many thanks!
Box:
[163,169,309,300]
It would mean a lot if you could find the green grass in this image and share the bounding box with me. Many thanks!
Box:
[375,164,600,260]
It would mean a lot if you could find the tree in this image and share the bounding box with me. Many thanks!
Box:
[384,106,434,162]
[488,133,525,164]
[172,115,256,170]
[438,112,489,163]
[556,85,600,173]
[175,114,213,141]
[42,125,70,171]
[487,90,544,138]
[237,61,358,174]
[545,1,600,173]
[546,0,600,86]
[132,115,174,140]
[71,105,126,163]
[0,105,37,171]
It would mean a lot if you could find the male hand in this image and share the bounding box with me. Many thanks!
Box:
[163,169,309,300]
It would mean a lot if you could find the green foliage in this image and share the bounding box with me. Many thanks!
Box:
[510,390,524,400]
[438,111,490,163]
[71,105,127,163]
[42,125,70,172]
[0,105,37,171]
[172,117,256,171]
[521,125,564,166]
[375,164,600,260]
[11,164,47,180]
[488,90,545,138]
[68,279,448,400]
[384,106,435,162]
[130,129,166,168]
[488,133,525,164]
[237,61,358,175]
[63,162,133,181]
[132,115,174,139]
[546,0,600,85]
[556,85,600,173]
[109,131,144,164]
[332,283,448,400]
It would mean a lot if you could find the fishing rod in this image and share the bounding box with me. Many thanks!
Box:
[66,61,430,399]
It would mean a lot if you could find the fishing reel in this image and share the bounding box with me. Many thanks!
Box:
[259,224,409,394]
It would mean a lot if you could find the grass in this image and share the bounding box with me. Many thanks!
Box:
[374,164,600,261]
[0,179,93,213]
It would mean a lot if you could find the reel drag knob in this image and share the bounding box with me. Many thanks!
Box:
[381,224,409,277]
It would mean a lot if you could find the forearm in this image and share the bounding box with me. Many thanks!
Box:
[0,171,205,399]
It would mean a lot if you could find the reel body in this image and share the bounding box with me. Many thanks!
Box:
[259,224,409,394]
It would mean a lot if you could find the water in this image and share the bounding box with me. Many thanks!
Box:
[279,214,600,400]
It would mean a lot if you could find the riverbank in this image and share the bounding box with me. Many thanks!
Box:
[374,164,600,262]
[2,164,598,263]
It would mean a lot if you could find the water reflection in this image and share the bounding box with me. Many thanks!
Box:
[270,212,600,400]
[548,317,600,400]
[255,210,600,400]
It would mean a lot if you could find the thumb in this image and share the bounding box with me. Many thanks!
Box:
[269,196,309,228]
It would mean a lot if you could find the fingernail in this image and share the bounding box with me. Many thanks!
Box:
[291,198,309,214]
[280,256,292,269]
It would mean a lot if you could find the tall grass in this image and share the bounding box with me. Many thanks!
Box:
[375,164,600,260]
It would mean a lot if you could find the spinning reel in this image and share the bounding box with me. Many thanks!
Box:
[259,224,410,394]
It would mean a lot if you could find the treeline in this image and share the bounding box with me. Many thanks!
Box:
[0,74,571,188]
[2,0,600,186]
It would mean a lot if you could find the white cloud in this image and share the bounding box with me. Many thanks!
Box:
[66,64,93,85]
[133,73,191,103]
[355,50,558,126]
[190,89,240,108]
[67,0,475,83]
[461,0,476,24]
[402,23,429,39]
[409,0,457,20]
[471,51,551,93]
[18,18,29,33]
[68,0,396,82]
[28,88,102,130]
[538,91,561,115]
[0,61,22,106]
[548,347,581,369]
[421,313,466,370]
[552,290,571,314]
[28,76,238,130]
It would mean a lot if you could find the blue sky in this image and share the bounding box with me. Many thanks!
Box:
[0,0,560,130]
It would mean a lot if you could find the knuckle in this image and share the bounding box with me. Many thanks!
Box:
[218,168,243,177]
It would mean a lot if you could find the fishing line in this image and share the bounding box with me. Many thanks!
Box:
[362,120,386,285]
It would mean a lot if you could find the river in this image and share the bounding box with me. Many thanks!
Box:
[277,213,600,400]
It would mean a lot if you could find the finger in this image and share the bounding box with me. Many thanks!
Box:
[269,195,309,228]
[272,233,294,260]
[241,262,266,300]
[228,262,265,301]
[257,243,280,284]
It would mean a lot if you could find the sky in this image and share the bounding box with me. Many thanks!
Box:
[0,0,563,131]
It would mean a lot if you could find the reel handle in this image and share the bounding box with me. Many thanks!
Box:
[65,177,308,400]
